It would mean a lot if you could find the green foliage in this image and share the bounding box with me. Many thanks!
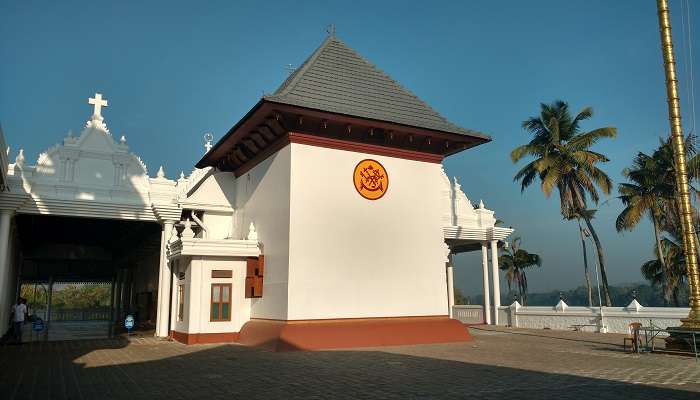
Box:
[454,287,469,305]
[617,136,699,306]
[20,283,111,310]
[512,100,616,306]
[498,237,541,305]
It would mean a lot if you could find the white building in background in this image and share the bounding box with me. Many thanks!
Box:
[0,35,512,349]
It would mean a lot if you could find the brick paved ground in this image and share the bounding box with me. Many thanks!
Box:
[0,325,698,399]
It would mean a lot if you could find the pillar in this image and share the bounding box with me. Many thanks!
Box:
[169,259,179,334]
[491,240,501,325]
[154,225,166,335]
[0,210,13,336]
[155,220,174,337]
[446,253,455,318]
[481,242,491,325]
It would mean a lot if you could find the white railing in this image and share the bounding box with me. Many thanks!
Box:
[453,300,691,334]
[452,305,485,324]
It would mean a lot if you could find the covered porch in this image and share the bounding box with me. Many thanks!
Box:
[441,172,513,325]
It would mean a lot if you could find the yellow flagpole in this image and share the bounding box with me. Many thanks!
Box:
[656,0,700,328]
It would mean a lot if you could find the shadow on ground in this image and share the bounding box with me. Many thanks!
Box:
[0,337,697,400]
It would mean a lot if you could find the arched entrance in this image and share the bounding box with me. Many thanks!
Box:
[16,215,161,340]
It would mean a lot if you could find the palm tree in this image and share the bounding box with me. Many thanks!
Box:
[565,209,596,307]
[499,237,542,305]
[618,135,700,304]
[511,100,616,305]
[616,151,672,287]
[641,229,687,306]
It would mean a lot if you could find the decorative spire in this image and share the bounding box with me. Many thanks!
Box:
[326,24,336,38]
[479,199,485,209]
[247,222,258,241]
[204,132,213,153]
[67,129,73,137]
[88,92,108,121]
[15,148,25,166]
[181,219,195,238]
[156,165,165,179]
[120,135,127,144]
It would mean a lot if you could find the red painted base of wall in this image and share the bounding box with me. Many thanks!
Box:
[170,330,239,345]
[238,316,471,351]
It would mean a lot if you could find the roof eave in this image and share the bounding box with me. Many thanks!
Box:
[195,98,266,169]
[264,99,492,147]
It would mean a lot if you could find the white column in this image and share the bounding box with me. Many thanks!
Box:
[490,240,501,325]
[0,210,13,336]
[446,254,455,318]
[481,242,491,325]
[169,259,179,333]
[155,221,174,337]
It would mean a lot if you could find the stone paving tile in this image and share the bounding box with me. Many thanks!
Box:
[0,326,698,399]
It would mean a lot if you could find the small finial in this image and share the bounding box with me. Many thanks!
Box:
[67,129,73,137]
[285,64,296,75]
[15,148,25,166]
[181,219,195,238]
[479,199,485,209]
[157,165,165,179]
[453,176,461,189]
[179,171,185,180]
[204,132,214,153]
[247,222,258,241]
[326,24,336,38]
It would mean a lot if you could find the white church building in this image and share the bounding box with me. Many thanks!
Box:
[0,35,512,350]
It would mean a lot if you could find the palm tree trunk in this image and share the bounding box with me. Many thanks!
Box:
[519,276,527,306]
[577,219,593,307]
[582,216,612,306]
[651,214,670,302]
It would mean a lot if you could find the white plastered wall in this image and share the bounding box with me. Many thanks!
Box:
[232,146,291,320]
[171,256,250,334]
[286,143,448,320]
[171,258,188,334]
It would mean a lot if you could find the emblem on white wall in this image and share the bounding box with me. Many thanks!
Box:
[353,159,388,200]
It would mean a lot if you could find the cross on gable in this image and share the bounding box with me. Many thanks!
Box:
[88,93,108,118]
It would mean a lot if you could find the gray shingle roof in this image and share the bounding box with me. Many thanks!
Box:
[264,36,489,140]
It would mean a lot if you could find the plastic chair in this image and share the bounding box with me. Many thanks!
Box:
[623,322,642,352]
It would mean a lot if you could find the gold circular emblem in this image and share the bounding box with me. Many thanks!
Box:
[353,159,389,200]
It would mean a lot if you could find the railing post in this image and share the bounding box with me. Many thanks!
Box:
[509,301,521,328]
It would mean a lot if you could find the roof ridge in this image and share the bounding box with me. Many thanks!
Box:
[263,36,489,140]
[271,35,336,97]
[323,40,453,126]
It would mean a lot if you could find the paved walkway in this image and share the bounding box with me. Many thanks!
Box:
[0,326,698,399]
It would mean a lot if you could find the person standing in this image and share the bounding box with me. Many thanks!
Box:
[11,297,27,344]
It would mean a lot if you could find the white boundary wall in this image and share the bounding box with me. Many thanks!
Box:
[453,301,690,334]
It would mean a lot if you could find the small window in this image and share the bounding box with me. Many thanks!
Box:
[177,285,185,322]
[211,283,231,321]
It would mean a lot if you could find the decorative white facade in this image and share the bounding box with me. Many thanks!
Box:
[0,94,181,337]
[0,92,512,346]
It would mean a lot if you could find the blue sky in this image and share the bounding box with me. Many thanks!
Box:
[2,1,699,297]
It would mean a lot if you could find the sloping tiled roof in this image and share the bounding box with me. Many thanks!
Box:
[264,36,489,140]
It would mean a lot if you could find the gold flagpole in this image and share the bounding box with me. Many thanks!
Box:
[656,0,700,328]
